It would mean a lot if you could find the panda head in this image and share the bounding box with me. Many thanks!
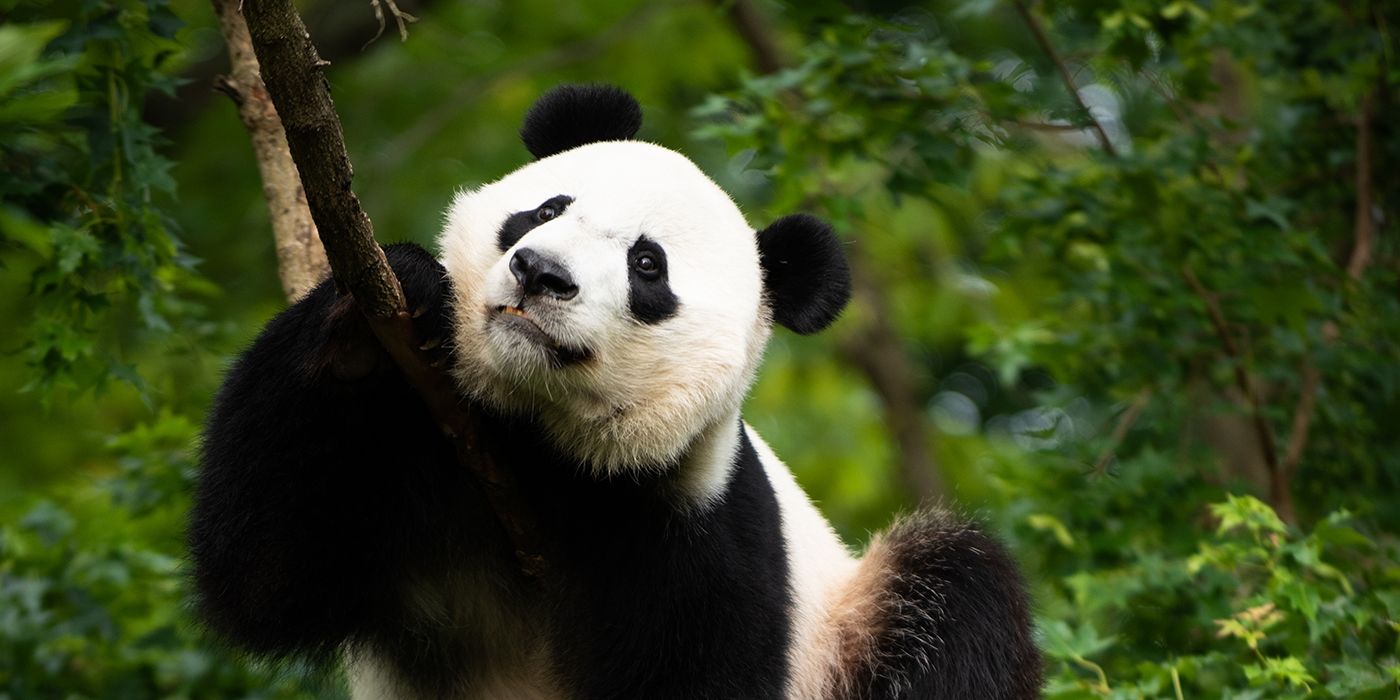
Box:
[440,85,850,473]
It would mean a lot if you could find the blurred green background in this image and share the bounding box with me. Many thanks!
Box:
[1,0,1397,697]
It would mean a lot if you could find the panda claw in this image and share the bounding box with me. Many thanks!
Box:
[419,338,443,351]
[411,306,429,319]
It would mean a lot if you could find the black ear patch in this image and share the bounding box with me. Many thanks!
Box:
[757,214,852,334]
[520,84,643,159]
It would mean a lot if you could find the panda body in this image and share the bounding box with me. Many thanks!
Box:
[190,85,1041,699]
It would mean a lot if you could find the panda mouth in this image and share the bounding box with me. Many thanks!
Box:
[491,305,593,366]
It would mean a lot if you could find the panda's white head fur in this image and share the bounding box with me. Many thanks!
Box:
[439,85,850,477]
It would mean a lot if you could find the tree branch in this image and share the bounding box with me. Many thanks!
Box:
[1347,90,1375,281]
[1279,87,1378,488]
[716,1,944,500]
[1011,0,1118,157]
[713,0,785,75]
[1092,389,1151,476]
[229,0,546,578]
[145,0,438,136]
[839,261,946,501]
[211,0,329,301]
[1182,264,1294,522]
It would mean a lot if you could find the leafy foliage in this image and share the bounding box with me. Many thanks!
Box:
[1,0,1396,696]
[0,2,207,397]
[0,413,330,697]
[704,4,1398,696]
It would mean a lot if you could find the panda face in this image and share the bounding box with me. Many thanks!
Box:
[439,141,771,472]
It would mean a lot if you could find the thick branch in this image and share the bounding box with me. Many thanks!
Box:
[233,0,546,578]
[1011,0,1118,157]
[211,0,329,301]
[240,0,401,316]
[144,0,438,134]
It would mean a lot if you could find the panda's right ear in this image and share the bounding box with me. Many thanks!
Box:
[520,84,643,159]
[757,214,852,334]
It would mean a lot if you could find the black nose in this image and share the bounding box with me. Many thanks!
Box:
[510,248,578,300]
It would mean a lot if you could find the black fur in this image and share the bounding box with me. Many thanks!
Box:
[189,244,487,666]
[852,511,1043,700]
[497,194,574,251]
[489,424,792,699]
[192,85,1041,699]
[757,214,852,334]
[626,235,679,324]
[520,84,642,159]
[190,243,792,698]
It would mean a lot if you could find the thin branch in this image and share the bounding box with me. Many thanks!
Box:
[1182,265,1294,522]
[210,0,329,301]
[1346,90,1375,281]
[235,0,546,578]
[1279,362,1318,476]
[1011,0,1118,157]
[1092,389,1151,476]
[1280,87,1378,482]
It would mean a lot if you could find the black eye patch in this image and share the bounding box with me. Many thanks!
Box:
[497,195,574,251]
[627,236,678,325]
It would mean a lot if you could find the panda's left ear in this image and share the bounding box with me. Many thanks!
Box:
[520,84,643,159]
[757,214,852,334]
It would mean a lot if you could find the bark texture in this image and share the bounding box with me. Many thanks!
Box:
[221,0,545,578]
[211,0,329,301]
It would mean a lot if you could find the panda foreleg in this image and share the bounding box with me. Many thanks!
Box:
[189,243,474,664]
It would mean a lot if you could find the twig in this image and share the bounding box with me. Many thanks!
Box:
[210,0,329,301]
[1011,0,1118,157]
[236,0,546,579]
[372,1,666,172]
[1092,389,1151,475]
[1346,90,1374,281]
[365,0,417,48]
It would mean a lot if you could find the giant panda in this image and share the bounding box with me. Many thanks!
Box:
[190,84,1041,700]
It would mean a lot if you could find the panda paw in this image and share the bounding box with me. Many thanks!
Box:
[382,243,453,360]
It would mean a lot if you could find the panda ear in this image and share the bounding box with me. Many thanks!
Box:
[757,214,852,334]
[520,84,643,159]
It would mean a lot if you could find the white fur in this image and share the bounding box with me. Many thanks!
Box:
[749,426,861,699]
[427,139,861,699]
[439,141,769,479]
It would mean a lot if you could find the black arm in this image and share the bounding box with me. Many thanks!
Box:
[188,243,470,662]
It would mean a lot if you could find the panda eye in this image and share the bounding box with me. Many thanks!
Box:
[633,253,660,279]
[536,205,558,222]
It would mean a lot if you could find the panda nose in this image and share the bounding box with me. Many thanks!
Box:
[510,248,578,301]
